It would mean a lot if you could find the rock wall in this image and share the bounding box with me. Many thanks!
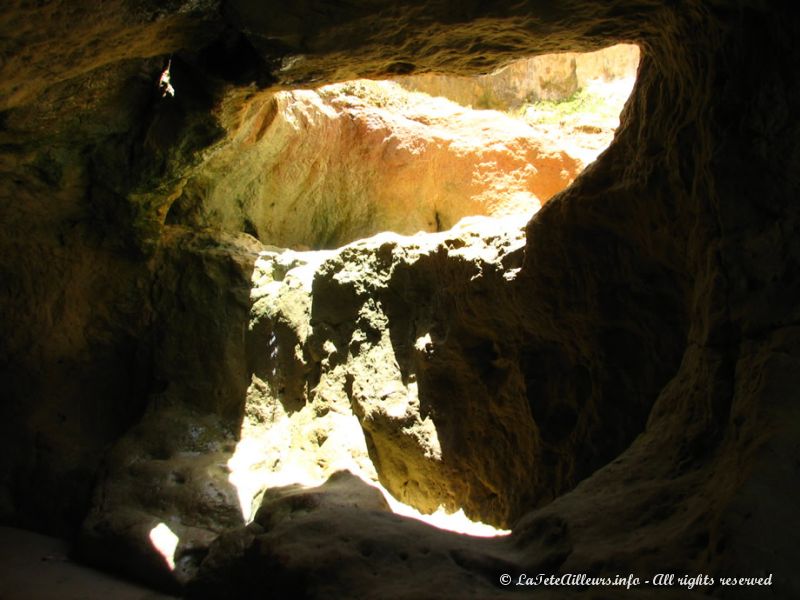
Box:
[1,1,799,598]
[396,43,639,109]
[168,82,581,249]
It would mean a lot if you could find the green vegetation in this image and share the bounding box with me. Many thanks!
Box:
[520,84,627,126]
[317,76,631,136]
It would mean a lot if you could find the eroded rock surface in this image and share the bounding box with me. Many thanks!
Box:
[186,471,515,600]
[240,215,539,526]
[77,228,260,590]
[397,43,639,109]
[77,211,685,592]
[2,1,800,599]
[167,82,581,249]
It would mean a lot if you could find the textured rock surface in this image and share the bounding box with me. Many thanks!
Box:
[185,471,516,600]
[397,43,639,109]
[76,228,259,590]
[71,211,683,591]
[167,81,581,249]
[241,215,540,525]
[1,1,799,599]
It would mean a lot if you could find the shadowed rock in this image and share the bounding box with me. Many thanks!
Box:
[1,1,798,598]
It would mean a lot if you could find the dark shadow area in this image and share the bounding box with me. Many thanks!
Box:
[74,228,263,593]
[185,470,518,600]
[2,1,800,598]
[0,526,179,599]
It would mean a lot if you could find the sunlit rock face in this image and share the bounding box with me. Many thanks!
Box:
[166,45,637,250]
[167,82,581,249]
[1,1,800,599]
[397,43,639,109]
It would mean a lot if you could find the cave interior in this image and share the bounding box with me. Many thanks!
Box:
[0,1,798,598]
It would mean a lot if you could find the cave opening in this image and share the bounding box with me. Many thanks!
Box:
[3,2,797,597]
[165,43,639,252]
[206,43,643,541]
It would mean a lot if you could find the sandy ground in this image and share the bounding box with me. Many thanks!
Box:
[0,527,177,600]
